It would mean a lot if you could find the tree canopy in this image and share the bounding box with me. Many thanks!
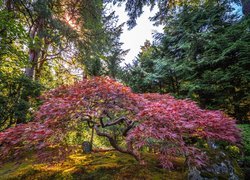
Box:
[121,0,250,122]
[108,0,249,28]
[0,77,241,169]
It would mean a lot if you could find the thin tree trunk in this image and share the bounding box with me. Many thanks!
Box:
[90,126,94,150]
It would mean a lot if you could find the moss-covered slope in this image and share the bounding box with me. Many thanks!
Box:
[0,151,186,180]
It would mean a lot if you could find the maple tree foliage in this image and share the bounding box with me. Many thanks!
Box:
[0,77,241,168]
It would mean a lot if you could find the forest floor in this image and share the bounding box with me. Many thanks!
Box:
[0,151,187,180]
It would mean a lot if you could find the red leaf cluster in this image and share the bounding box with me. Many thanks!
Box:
[0,77,241,168]
[129,93,241,168]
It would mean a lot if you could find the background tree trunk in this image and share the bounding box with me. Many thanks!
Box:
[25,19,43,80]
[25,50,39,79]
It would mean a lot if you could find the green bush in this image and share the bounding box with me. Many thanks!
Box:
[238,124,250,166]
[0,74,42,130]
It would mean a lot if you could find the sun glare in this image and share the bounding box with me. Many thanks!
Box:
[64,13,81,32]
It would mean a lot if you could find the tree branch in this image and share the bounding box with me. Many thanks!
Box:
[100,116,127,128]
[100,110,135,136]
[19,0,35,25]
[94,124,140,161]
[79,115,97,126]
[78,113,139,161]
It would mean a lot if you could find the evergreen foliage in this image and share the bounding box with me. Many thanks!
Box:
[0,8,42,130]
[238,124,250,167]
[121,2,250,122]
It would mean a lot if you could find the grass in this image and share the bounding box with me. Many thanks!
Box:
[0,151,187,180]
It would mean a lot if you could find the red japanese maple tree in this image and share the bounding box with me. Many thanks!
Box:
[0,77,241,168]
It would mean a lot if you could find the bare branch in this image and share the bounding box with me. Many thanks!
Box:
[100,116,128,128]
[19,0,34,25]
[100,110,135,136]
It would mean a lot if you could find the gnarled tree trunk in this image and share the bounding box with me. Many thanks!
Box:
[81,114,143,164]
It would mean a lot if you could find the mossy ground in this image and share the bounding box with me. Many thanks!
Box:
[0,151,187,180]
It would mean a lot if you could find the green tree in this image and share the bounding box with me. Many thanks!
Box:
[107,0,246,28]
[104,13,129,78]
[79,8,128,78]
[121,1,250,122]
[0,0,108,129]
[3,0,104,81]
